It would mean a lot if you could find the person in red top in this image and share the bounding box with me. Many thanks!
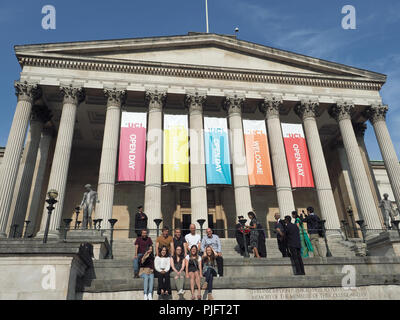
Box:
[133,229,153,278]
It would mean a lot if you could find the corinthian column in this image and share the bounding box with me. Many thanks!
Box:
[26,126,54,237]
[38,85,84,238]
[222,94,253,217]
[144,89,166,233]
[96,88,126,230]
[185,91,208,228]
[10,105,52,237]
[330,101,381,235]
[260,95,295,216]
[0,81,40,237]
[295,99,341,235]
[365,104,400,211]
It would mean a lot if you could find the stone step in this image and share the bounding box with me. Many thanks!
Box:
[80,269,400,294]
[85,256,400,283]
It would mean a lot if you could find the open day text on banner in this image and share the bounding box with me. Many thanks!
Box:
[281,123,314,188]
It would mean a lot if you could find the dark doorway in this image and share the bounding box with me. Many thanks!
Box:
[182,214,191,236]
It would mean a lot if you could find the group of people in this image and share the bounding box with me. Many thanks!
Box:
[132,204,324,299]
[132,223,224,300]
[235,211,267,258]
[273,207,323,275]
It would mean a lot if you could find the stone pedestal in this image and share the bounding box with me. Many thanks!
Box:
[0,240,93,300]
[366,230,400,257]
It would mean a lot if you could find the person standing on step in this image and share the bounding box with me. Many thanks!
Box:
[248,211,261,258]
[133,229,153,278]
[292,211,313,258]
[201,246,218,300]
[135,205,148,238]
[274,213,289,257]
[171,228,188,256]
[154,246,171,300]
[235,216,249,256]
[185,245,203,300]
[200,228,223,277]
[302,207,323,258]
[257,222,267,258]
[155,226,173,256]
[170,245,186,300]
[284,215,305,276]
[139,246,155,300]
[185,224,201,252]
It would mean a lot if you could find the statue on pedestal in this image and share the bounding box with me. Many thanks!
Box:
[79,184,99,230]
[379,193,398,229]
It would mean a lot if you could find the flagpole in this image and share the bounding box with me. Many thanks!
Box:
[205,0,209,33]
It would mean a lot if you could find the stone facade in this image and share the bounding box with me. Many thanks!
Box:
[0,32,398,240]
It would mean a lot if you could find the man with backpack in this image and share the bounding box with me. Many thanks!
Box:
[302,207,323,258]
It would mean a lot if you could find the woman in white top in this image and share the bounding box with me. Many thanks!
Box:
[185,245,203,300]
[154,246,171,299]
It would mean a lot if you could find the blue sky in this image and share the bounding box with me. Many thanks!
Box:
[0,0,399,160]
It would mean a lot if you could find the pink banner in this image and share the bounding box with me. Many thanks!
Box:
[281,123,314,188]
[118,112,147,182]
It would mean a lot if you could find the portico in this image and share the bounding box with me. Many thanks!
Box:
[0,32,395,240]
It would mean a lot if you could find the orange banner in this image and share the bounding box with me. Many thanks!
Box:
[243,120,273,186]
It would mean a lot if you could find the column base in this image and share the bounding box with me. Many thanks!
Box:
[35,230,61,241]
[325,230,343,239]
[0,232,8,239]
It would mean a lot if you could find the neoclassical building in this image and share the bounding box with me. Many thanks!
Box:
[0,32,399,240]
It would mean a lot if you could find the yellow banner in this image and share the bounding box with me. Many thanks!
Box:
[163,114,189,183]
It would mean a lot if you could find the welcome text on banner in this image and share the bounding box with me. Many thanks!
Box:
[243,120,274,186]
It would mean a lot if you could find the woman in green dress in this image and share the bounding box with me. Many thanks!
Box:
[291,211,313,258]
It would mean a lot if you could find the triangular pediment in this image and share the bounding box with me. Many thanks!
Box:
[14,33,386,82]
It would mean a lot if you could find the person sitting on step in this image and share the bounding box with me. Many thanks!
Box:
[154,245,171,300]
[185,245,203,300]
[170,245,187,300]
[201,245,218,300]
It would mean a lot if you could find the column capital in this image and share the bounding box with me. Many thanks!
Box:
[353,122,367,138]
[14,81,41,103]
[104,88,126,108]
[295,98,320,120]
[31,105,52,124]
[222,94,245,115]
[329,100,354,122]
[185,91,206,115]
[60,85,85,105]
[259,94,283,119]
[364,104,388,124]
[145,89,167,112]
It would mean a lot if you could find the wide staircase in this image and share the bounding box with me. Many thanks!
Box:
[75,236,400,300]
